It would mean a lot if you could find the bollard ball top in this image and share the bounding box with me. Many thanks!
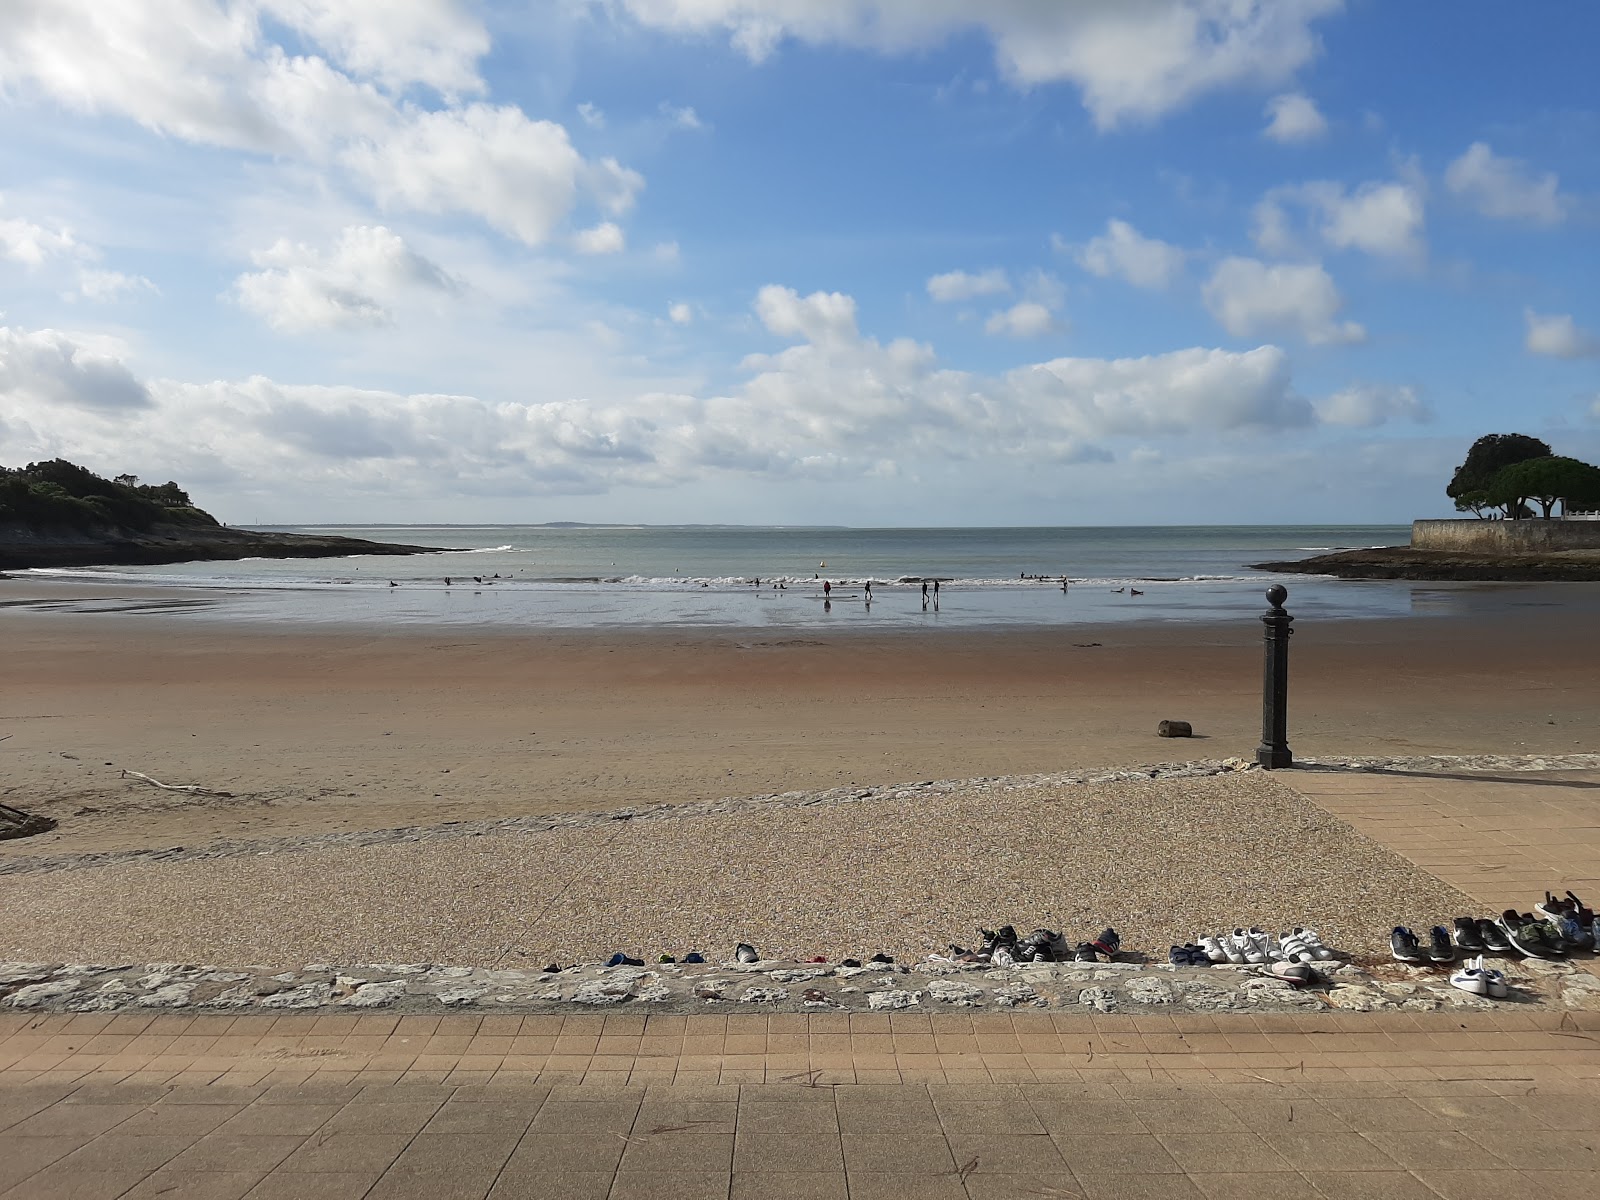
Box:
[1265,584,1288,607]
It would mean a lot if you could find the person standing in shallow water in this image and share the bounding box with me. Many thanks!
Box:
[823,580,831,597]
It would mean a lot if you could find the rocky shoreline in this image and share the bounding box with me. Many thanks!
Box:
[0,522,446,572]
[1255,545,1600,581]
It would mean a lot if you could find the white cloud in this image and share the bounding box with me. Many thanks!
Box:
[577,102,606,129]
[1203,256,1365,345]
[1253,179,1425,259]
[1525,310,1599,360]
[233,225,455,333]
[612,0,1345,128]
[257,0,490,96]
[1445,142,1569,225]
[0,2,640,246]
[1073,218,1187,289]
[668,302,693,325]
[985,301,1057,339]
[659,102,705,130]
[1,291,1326,500]
[1262,92,1327,142]
[0,204,77,265]
[75,269,158,302]
[0,326,152,412]
[573,222,626,255]
[926,268,1010,301]
[1316,383,1430,428]
[652,241,682,264]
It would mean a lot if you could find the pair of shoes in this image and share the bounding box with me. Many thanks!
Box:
[1210,928,1272,964]
[1168,944,1211,967]
[1391,926,1454,964]
[977,926,1019,959]
[868,952,895,964]
[1450,954,1509,998]
[1284,927,1337,961]
[605,952,644,968]
[682,951,706,964]
[1533,891,1597,949]
[1454,917,1511,953]
[1499,911,1570,958]
[839,957,862,968]
[734,943,760,964]
[1071,943,1100,963]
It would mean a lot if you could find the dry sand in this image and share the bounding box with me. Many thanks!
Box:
[0,773,1475,964]
[3,585,1598,860]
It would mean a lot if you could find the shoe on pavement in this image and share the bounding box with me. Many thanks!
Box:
[1391,926,1425,963]
[1477,919,1512,953]
[734,943,760,964]
[1292,927,1337,961]
[1449,960,1490,996]
[1428,926,1456,964]
[1269,961,1318,987]
[1072,943,1100,963]
[1235,928,1267,965]
[1199,935,1229,963]
[1452,918,1485,953]
[1278,931,1316,963]
[1090,928,1120,959]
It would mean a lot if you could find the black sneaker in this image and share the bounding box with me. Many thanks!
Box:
[840,958,862,968]
[1168,945,1188,966]
[734,943,760,963]
[1428,926,1455,964]
[995,925,1019,947]
[1391,926,1424,963]
[683,952,706,964]
[1498,911,1548,958]
[868,952,894,964]
[1090,928,1120,958]
[1453,918,1484,953]
[1477,919,1511,953]
[1073,943,1100,962]
[1557,916,1595,952]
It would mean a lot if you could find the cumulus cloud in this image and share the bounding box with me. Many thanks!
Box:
[1316,383,1430,428]
[1254,179,1425,259]
[577,102,605,129]
[1262,92,1327,142]
[1525,310,1599,359]
[233,225,455,333]
[2,288,1336,500]
[611,0,1345,128]
[1072,218,1187,289]
[1,196,158,301]
[985,301,1057,338]
[1203,256,1365,346]
[0,2,639,247]
[1445,142,1569,225]
[0,326,153,412]
[573,222,626,255]
[926,268,1010,301]
[668,302,693,324]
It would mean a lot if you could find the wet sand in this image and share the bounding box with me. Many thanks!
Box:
[2,580,1597,859]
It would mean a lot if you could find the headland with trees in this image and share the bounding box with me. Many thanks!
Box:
[0,459,442,571]
[1257,434,1600,581]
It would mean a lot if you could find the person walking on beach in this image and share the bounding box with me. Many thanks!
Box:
[933,579,940,598]
[823,580,831,597]
[864,580,872,599]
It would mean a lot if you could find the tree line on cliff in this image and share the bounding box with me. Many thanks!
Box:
[0,459,219,532]
[1447,435,1600,519]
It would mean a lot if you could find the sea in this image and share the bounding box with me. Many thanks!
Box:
[11,522,1542,630]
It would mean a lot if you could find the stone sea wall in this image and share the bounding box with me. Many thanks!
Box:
[1412,518,1600,553]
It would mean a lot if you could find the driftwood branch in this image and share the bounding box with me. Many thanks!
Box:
[121,769,233,798]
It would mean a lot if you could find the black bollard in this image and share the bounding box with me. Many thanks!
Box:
[1256,584,1293,769]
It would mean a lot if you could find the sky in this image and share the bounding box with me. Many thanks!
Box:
[1,1,1597,526]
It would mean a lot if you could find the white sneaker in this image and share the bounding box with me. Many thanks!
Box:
[1449,960,1490,996]
[1199,935,1229,963]
[1295,927,1337,960]
[1278,931,1316,963]
[1234,927,1267,965]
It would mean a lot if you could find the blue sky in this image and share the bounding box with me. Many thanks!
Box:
[1,1,1596,525]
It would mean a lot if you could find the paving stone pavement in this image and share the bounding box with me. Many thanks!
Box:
[1283,767,1600,913]
[3,1008,1599,1198]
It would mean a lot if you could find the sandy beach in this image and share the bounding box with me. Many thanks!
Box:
[3,579,1598,861]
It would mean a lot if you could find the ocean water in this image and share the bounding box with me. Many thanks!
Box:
[14,522,1480,629]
